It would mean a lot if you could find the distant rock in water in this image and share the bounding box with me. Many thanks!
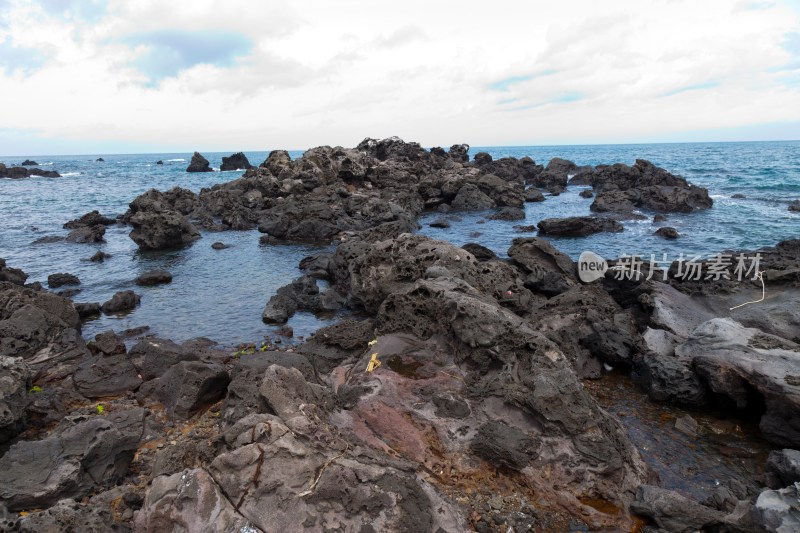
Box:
[156,160,164,165]
[219,152,253,172]
[525,188,545,202]
[0,258,28,285]
[48,272,80,288]
[135,269,173,286]
[101,290,140,314]
[211,242,229,250]
[732,193,746,199]
[538,216,624,236]
[64,210,115,229]
[655,226,680,239]
[89,251,112,262]
[588,159,712,215]
[789,200,800,213]
[0,163,60,179]
[66,224,106,243]
[20,159,38,166]
[488,206,525,221]
[96,157,105,162]
[186,152,212,173]
[74,302,101,319]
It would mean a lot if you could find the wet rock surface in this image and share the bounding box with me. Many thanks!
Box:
[134,269,173,286]
[537,216,624,236]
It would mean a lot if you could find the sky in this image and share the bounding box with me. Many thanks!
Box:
[0,0,799,155]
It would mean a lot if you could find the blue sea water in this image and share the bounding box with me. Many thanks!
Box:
[0,141,798,346]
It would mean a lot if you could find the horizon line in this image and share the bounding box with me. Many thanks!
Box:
[1,137,799,159]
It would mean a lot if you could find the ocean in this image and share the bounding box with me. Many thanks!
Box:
[1,141,798,346]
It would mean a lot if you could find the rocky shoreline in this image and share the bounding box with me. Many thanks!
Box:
[1,138,799,532]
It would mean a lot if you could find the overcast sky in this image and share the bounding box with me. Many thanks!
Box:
[1,0,799,155]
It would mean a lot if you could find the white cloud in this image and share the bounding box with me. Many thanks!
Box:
[0,0,798,154]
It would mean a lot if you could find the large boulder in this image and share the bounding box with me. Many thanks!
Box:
[47,273,80,288]
[186,151,212,172]
[448,143,469,162]
[676,318,800,447]
[134,269,173,286]
[137,360,229,419]
[101,290,140,314]
[0,259,28,285]
[451,183,495,210]
[537,216,623,236]
[588,160,713,214]
[66,224,106,243]
[219,152,253,171]
[73,354,142,398]
[507,237,577,296]
[0,282,89,383]
[339,234,533,315]
[0,408,144,511]
[529,284,639,378]
[63,210,115,229]
[129,211,200,250]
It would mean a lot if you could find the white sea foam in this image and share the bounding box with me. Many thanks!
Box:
[61,172,81,177]
[167,158,185,162]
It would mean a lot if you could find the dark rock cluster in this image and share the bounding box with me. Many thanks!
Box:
[0,162,61,179]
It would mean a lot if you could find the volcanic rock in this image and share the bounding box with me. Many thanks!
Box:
[0,356,32,443]
[135,269,173,286]
[538,216,624,236]
[101,290,140,314]
[186,152,212,172]
[66,224,106,243]
[220,152,253,172]
[64,210,115,229]
[655,226,680,239]
[0,259,28,285]
[48,272,80,288]
[0,408,144,511]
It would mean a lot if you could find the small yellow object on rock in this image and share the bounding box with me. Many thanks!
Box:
[366,352,381,372]
[368,339,378,346]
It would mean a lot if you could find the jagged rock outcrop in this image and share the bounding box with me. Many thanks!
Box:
[0,164,60,179]
[219,152,253,171]
[186,152,212,172]
[587,159,712,215]
[0,408,144,511]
